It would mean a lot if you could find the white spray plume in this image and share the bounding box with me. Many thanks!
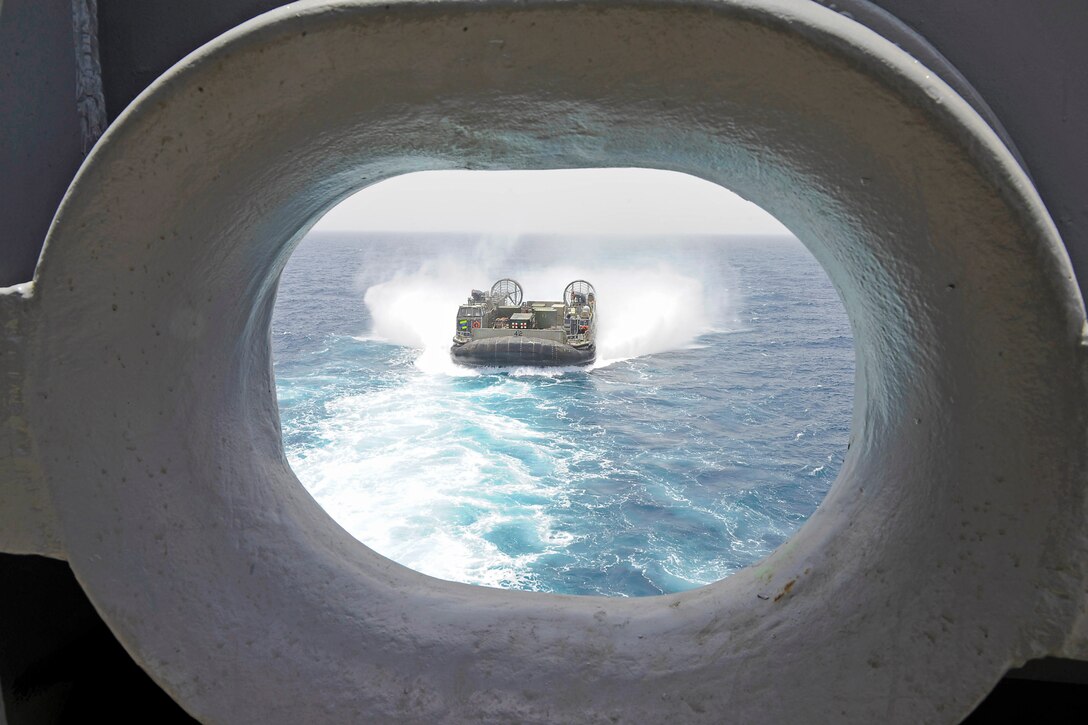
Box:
[362,256,725,372]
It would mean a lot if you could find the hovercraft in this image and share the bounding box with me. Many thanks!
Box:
[451,279,596,367]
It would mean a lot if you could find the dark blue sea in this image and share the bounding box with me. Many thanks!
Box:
[272,232,853,596]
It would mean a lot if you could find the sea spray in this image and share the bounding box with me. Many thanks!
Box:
[361,258,478,374]
[361,257,725,371]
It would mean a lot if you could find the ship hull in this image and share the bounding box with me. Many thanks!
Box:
[450,337,595,367]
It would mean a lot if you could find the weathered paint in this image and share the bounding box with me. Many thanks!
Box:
[1,1,1086,722]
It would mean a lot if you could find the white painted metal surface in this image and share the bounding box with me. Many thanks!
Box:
[1,1,1085,721]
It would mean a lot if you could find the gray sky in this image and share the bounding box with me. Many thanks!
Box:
[313,168,791,236]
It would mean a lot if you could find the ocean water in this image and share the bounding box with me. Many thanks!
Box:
[271,232,853,596]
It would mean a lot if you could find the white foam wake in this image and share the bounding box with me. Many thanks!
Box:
[287,376,575,589]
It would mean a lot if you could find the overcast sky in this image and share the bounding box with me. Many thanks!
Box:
[312,168,792,236]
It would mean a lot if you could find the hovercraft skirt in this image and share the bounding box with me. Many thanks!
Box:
[451,338,594,367]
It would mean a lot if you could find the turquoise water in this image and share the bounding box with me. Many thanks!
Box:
[272,232,853,596]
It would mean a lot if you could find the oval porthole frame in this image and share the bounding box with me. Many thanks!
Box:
[8,0,1087,721]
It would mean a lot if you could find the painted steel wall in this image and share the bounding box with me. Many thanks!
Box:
[0,1,1085,721]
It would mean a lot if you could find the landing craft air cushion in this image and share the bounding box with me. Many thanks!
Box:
[451,279,596,366]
